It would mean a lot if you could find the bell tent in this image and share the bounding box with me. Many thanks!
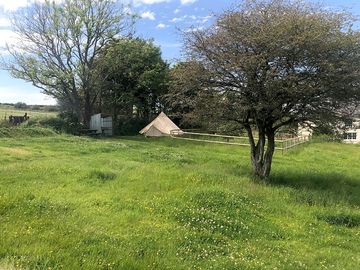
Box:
[139,112,182,137]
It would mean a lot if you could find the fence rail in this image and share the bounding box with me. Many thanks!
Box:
[170,130,310,153]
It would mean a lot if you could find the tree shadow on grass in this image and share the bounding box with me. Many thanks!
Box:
[269,171,360,207]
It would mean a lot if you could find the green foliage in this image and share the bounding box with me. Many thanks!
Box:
[317,213,360,228]
[116,117,148,135]
[14,102,28,109]
[0,127,56,137]
[36,112,84,134]
[166,61,206,128]
[5,0,134,125]
[311,134,342,143]
[0,119,13,128]
[176,0,360,178]
[95,38,169,120]
[0,136,359,269]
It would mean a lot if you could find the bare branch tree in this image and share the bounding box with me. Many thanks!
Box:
[3,0,134,125]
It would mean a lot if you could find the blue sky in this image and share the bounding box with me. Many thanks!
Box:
[0,0,359,105]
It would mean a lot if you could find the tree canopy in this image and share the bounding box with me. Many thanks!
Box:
[170,0,360,178]
[95,38,169,123]
[4,0,134,125]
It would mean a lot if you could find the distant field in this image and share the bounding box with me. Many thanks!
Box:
[0,105,57,121]
[0,134,359,269]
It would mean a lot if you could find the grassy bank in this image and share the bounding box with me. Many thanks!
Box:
[0,135,359,269]
[0,127,57,138]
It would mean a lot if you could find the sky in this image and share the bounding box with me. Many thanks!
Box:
[0,0,359,105]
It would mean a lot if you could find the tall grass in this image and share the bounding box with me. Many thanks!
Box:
[0,127,57,137]
[0,135,359,269]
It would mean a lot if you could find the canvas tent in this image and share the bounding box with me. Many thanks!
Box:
[139,112,182,137]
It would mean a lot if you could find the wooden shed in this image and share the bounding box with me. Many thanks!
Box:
[90,113,113,136]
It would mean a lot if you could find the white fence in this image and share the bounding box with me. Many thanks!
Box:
[170,130,310,153]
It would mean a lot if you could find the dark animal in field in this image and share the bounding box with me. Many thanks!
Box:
[9,113,29,125]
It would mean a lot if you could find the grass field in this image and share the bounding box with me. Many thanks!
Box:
[0,105,57,121]
[0,133,359,269]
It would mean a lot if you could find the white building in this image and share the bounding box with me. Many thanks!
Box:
[343,113,360,144]
[298,109,360,144]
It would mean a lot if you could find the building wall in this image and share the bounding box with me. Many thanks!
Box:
[343,117,360,144]
[298,117,360,144]
[90,114,102,134]
[90,114,113,136]
[101,117,113,136]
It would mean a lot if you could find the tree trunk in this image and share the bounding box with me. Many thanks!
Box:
[83,90,92,128]
[261,131,275,178]
[246,126,276,179]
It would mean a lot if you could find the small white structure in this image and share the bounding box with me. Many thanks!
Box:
[298,111,360,144]
[343,117,360,144]
[140,112,182,137]
[90,113,113,136]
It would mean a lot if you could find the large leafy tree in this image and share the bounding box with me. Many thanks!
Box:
[175,0,360,179]
[95,38,169,122]
[4,0,133,126]
[165,61,205,127]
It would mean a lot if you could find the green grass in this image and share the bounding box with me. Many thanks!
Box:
[0,105,57,121]
[0,127,57,138]
[0,134,359,269]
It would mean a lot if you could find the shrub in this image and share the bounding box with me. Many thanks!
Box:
[89,170,117,182]
[37,115,84,135]
[38,117,66,132]
[29,105,42,111]
[58,112,84,134]
[317,214,360,228]
[116,118,148,136]
[14,102,28,109]
[0,119,13,128]
[46,106,59,112]
[311,134,342,143]
[0,127,56,137]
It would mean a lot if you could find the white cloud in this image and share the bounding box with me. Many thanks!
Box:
[134,0,171,5]
[135,0,197,6]
[141,11,156,20]
[174,8,180,14]
[0,17,11,27]
[0,0,28,11]
[185,26,203,33]
[201,15,212,23]
[156,23,168,29]
[170,16,183,23]
[0,29,18,54]
[0,0,64,11]
[156,42,181,48]
[170,14,212,25]
[0,86,56,105]
[180,0,197,5]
